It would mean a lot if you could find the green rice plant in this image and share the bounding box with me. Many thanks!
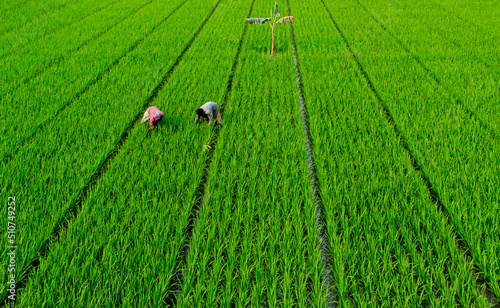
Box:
[321,0,500,300]
[246,2,293,56]
[288,0,494,305]
[0,0,221,298]
[0,0,116,58]
[10,0,253,305]
[0,0,185,162]
[0,0,150,95]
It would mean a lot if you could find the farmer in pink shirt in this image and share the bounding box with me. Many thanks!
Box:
[141,106,164,131]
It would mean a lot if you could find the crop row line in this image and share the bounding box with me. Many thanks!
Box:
[0,0,187,166]
[286,0,335,306]
[0,0,121,59]
[165,0,255,305]
[0,0,220,305]
[353,0,498,141]
[2,0,154,100]
[320,0,497,303]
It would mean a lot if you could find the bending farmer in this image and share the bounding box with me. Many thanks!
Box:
[195,101,222,126]
[141,106,164,131]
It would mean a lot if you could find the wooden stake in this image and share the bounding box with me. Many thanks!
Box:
[270,24,275,56]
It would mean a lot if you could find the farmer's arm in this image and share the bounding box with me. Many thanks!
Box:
[149,117,155,131]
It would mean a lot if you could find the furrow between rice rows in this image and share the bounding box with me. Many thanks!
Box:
[2,0,155,98]
[0,0,221,303]
[0,0,188,165]
[320,0,499,303]
[286,0,336,306]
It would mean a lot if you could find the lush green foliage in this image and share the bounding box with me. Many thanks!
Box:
[5,0,252,305]
[0,0,189,162]
[322,0,500,299]
[0,0,152,94]
[0,0,219,296]
[0,0,117,58]
[354,0,500,135]
[1,0,499,306]
[177,0,324,306]
[290,0,493,305]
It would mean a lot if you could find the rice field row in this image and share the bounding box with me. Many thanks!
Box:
[0,0,219,294]
[5,0,255,305]
[1,0,499,306]
[290,0,492,304]
[0,0,119,58]
[353,0,500,136]
[322,0,500,298]
[0,0,186,161]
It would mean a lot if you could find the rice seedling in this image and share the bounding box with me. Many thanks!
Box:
[7,0,253,305]
[0,0,188,163]
[321,0,500,299]
[0,0,221,296]
[288,0,496,304]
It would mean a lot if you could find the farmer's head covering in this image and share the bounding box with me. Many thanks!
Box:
[196,108,208,119]
[152,111,163,122]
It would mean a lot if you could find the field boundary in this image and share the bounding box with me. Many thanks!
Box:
[353,0,498,141]
[320,0,498,305]
[287,0,336,306]
[0,1,220,305]
[163,0,255,305]
[0,0,188,166]
[2,0,155,98]
[0,0,121,59]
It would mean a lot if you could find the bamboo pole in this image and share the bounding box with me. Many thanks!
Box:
[271,26,275,56]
